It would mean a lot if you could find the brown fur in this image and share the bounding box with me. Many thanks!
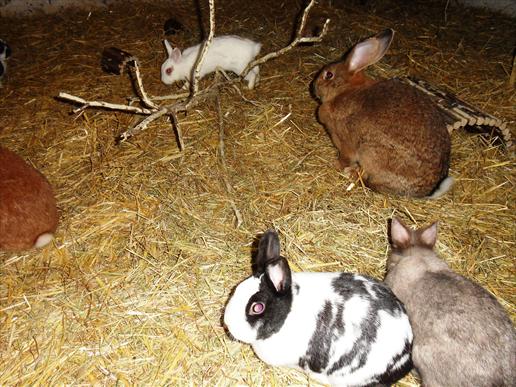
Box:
[384,218,516,387]
[0,147,59,251]
[314,29,451,197]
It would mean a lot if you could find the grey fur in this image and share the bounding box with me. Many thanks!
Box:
[384,218,516,387]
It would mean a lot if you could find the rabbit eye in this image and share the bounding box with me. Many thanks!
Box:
[324,71,334,80]
[166,67,173,75]
[249,302,265,315]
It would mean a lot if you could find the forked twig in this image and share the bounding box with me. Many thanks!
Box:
[242,0,330,77]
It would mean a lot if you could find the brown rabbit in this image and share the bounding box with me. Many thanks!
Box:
[0,146,59,251]
[384,217,516,387]
[313,29,452,198]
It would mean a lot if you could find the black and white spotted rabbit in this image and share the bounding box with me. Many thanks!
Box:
[224,230,413,387]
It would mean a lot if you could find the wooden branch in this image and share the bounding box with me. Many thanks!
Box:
[117,108,169,143]
[129,60,159,110]
[170,112,185,151]
[510,53,516,89]
[188,0,216,105]
[216,89,243,228]
[242,0,330,77]
[401,76,512,149]
[57,92,154,115]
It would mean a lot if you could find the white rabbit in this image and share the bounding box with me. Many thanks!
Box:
[224,230,413,387]
[160,35,261,89]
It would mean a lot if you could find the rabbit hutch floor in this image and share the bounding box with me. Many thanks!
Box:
[0,0,514,385]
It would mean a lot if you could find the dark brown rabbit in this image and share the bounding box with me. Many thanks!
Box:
[313,29,452,198]
[384,217,516,387]
[0,146,59,251]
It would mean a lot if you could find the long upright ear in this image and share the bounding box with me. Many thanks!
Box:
[345,28,394,74]
[390,217,412,249]
[418,222,438,249]
[164,40,182,61]
[254,229,281,274]
[164,39,173,56]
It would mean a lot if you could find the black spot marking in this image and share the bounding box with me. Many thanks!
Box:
[376,340,413,385]
[298,301,343,372]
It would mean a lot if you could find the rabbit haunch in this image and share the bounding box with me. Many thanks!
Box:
[160,35,261,89]
[384,218,516,387]
[0,147,59,251]
[313,29,452,198]
[224,230,413,387]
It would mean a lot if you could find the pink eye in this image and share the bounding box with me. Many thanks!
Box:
[324,71,334,80]
[250,302,265,315]
[166,67,173,75]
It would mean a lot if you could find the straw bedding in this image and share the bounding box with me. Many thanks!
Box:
[0,0,514,385]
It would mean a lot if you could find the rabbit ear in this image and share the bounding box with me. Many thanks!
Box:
[164,40,182,61]
[170,47,182,62]
[345,29,394,74]
[254,229,281,274]
[164,39,173,56]
[418,222,438,248]
[253,229,291,294]
[265,258,292,294]
[390,217,411,249]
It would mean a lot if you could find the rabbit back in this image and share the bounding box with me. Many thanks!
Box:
[252,272,413,386]
[394,270,515,386]
[0,147,58,251]
[320,79,451,197]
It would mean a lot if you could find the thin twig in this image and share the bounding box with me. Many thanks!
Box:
[170,112,185,151]
[242,0,330,77]
[58,92,154,115]
[188,0,216,106]
[129,60,159,109]
[216,88,243,228]
[117,108,169,143]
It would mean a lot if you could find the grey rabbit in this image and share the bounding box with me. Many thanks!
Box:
[384,217,516,387]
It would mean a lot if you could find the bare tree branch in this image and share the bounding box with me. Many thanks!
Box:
[58,92,154,115]
[216,88,243,228]
[57,0,329,146]
[242,0,330,77]
[129,62,159,109]
[188,0,216,106]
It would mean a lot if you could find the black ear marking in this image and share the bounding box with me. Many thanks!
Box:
[253,229,281,275]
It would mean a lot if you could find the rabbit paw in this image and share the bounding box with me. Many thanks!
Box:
[342,166,360,179]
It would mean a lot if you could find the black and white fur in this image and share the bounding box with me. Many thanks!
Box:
[224,230,413,387]
[0,39,11,86]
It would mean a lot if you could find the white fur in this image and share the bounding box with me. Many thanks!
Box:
[427,176,454,199]
[160,35,261,89]
[34,232,54,248]
[224,276,261,343]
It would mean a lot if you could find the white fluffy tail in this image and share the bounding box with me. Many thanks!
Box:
[34,233,54,248]
[427,176,454,199]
